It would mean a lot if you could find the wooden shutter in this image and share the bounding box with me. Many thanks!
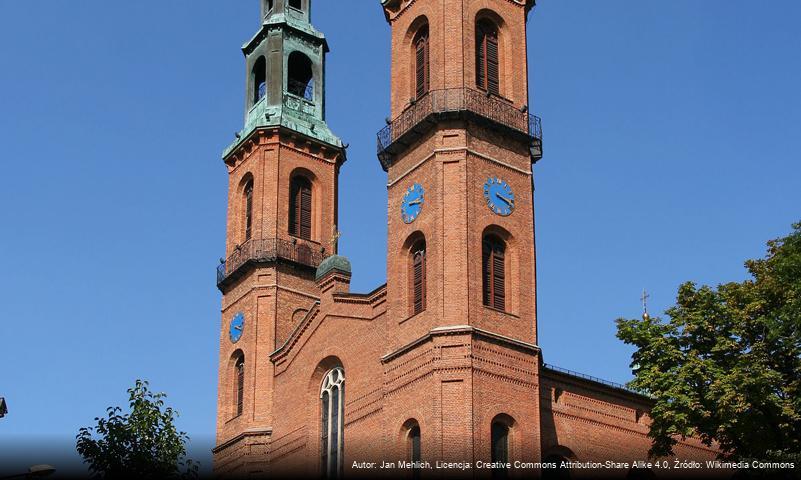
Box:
[415,33,429,98]
[290,177,312,240]
[412,248,426,314]
[245,183,253,240]
[477,22,500,95]
[236,358,244,416]
[482,241,493,306]
[486,32,500,95]
[300,183,312,239]
[492,245,505,310]
[483,237,506,310]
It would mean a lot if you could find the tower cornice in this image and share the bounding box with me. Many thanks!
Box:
[242,16,329,56]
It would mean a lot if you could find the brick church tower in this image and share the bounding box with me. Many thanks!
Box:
[213,0,345,473]
[376,0,544,467]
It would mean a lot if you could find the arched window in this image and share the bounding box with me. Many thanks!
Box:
[408,423,421,479]
[288,51,313,100]
[252,56,266,105]
[234,354,245,417]
[410,239,426,315]
[476,19,500,95]
[289,176,312,240]
[491,420,509,479]
[413,25,429,98]
[482,235,506,311]
[244,180,254,241]
[321,367,344,478]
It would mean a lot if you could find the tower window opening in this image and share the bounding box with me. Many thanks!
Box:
[491,420,510,479]
[410,239,427,315]
[289,0,302,11]
[408,423,421,479]
[482,234,506,311]
[253,56,267,105]
[267,0,274,12]
[290,176,313,240]
[320,367,344,478]
[476,19,500,96]
[244,180,254,241]
[413,25,430,99]
[288,51,314,100]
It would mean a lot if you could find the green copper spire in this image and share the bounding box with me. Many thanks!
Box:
[224,0,342,158]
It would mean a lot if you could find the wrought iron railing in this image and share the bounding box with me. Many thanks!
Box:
[376,88,542,160]
[542,363,648,397]
[217,237,325,287]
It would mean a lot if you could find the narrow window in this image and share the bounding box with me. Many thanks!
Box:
[413,26,430,98]
[321,367,345,478]
[476,20,500,95]
[244,181,254,241]
[253,56,266,105]
[408,424,421,480]
[411,240,426,315]
[289,0,302,10]
[288,51,313,100]
[491,421,509,479]
[235,355,245,417]
[482,235,506,311]
[290,176,312,240]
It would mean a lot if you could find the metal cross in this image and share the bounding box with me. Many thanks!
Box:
[641,289,650,316]
[330,225,342,253]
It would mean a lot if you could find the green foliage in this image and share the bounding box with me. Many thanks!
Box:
[76,380,199,479]
[617,222,801,460]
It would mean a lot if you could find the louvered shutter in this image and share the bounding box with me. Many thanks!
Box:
[482,241,492,306]
[476,33,486,91]
[245,184,253,240]
[415,36,428,98]
[413,250,425,314]
[300,184,312,240]
[486,33,500,95]
[492,246,505,310]
[236,359,244,416]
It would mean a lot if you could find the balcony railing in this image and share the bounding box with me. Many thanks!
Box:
[217,237,325,289]
[376,88,543,168]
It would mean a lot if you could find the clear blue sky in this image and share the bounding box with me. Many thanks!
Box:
[1,0,799,476]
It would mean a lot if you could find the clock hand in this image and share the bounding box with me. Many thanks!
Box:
[496,193,514,206]
[234,325,243,331]
[408,199,422,206]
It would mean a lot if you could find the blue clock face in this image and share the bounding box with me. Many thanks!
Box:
[401,183,425,224]
[483,177,515,216]
[229,312,245,343]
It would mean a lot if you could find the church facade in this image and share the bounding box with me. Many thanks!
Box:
[212,1,717,478]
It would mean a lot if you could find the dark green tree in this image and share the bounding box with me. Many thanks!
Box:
[617,222,801,460]
[76,380,198,479]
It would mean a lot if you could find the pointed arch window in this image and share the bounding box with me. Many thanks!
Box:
[413,25,430,99]
[321,367,345,479]
[411,239,426,315]
[482,235,506,311]
[476,20,500,96]
[244,180,254,241]
[234,354,245,417]
[290,176,312,240]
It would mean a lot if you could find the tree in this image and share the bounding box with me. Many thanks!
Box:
[76,380,198,479]
[616,222,801,460]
